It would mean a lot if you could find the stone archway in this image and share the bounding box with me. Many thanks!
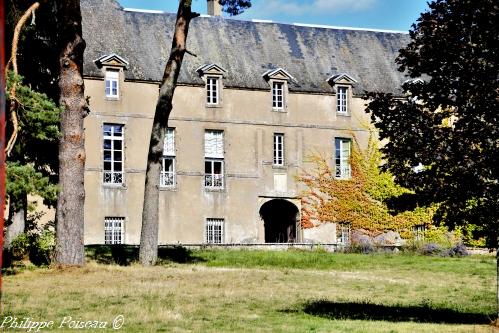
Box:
[259,199,299,243]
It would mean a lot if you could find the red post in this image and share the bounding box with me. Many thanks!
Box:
[0,0,6,306]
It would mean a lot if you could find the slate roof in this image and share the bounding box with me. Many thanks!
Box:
[81,0,410,95]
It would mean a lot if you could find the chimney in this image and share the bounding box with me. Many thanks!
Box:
[207,0,222,16]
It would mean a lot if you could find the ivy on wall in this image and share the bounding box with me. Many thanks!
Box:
[297,133,434,237]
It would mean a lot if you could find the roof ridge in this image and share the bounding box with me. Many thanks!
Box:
[122,7,408,34]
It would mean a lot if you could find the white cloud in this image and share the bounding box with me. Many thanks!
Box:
[242,0,377,19]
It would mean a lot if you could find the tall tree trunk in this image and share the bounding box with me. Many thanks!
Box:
[139,0,198,266]
[4,194,26,248]
[54,0,87,265]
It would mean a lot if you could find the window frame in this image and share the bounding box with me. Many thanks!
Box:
[104,217,125,244]
[103,123,125,185]
[272,81,285,111]
[205,218,225,244]
[204,130,225,189]
[206,76,220,106]
[204,158,225,189]
[334,138,351,179]
[105,69,120,99]
[160,128,176,188]
[273,133,285,166]
[336,86,349,115]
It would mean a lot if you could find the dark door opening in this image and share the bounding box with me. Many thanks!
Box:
[259,199,298,243]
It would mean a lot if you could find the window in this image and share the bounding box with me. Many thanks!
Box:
[338,223,350,245]
[104,217,124,244]
[335,138,351,179]
[413,225,426,241]
[272,81,284,110]
[105,70,119,99]
[204,130,224,189]
[206,76,219,105]
[206,218,224,244]
[337,86,348,114]
[273,133,284,166]
[103,124,124,184]
[160,128,176,187]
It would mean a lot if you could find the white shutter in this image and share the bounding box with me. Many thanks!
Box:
[205,130,224,158]
[163,128,175,156]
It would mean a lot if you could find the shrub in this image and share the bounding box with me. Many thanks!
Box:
[420,243,442,256]
[7,229,55,266]
[346,242,376,254]
[443,244,469,257]
[10,233,30,260]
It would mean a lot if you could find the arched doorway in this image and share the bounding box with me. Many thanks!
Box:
[259,199,299,243]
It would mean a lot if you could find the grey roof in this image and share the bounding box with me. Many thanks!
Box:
[81,0,410,95]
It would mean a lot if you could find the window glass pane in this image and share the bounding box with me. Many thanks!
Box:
[114,151,122,162]
[114,140,122,150]
[214,161,222,174]
[104,151,112,161]
[205,161,213,173]
[114,162,122,172]
[104,139,111,149]
[104,162,111,171]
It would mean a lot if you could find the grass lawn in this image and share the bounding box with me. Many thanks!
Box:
[2,249,498,332]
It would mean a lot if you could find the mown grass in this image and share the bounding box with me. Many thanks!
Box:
[2,249,497,333]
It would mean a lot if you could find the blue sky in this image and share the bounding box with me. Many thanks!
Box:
[117,0,431,32]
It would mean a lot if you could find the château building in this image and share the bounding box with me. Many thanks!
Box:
[80,0,409,245]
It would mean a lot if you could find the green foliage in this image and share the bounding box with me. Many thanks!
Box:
[8,227,55,266]
[10,232,30,259]
[298,133,433,236]
[6,72,61,208]
[365,0,498,247]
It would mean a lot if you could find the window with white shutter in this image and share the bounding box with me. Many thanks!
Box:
[161,128,176,187]
[204,130,224,189]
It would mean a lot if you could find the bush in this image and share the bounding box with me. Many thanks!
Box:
[7,229,55,266]
[420,243,442,256]
[10,233,30,260]
[346,242,376,254]
[443,244,469,257]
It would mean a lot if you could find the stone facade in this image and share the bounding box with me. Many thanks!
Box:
[81,0,409,245]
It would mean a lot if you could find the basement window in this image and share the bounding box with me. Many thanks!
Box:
[104,217,124,244]
[206,218,224,244]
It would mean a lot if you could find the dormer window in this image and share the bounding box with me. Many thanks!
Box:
[262,68,296,112]
[272,81,284,110]
[206,76,219,105]
[336,86,348,114]
[327,73,357,116]
[94,53,129,101]
[105,70,119,99]
[197,63,227,107]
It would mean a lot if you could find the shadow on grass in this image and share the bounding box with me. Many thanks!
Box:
[85,245,205,266]
[300,300,491,324]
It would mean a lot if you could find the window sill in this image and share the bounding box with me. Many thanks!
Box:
[204,187,225,192]
[206,104,222,108]
[272,165,287,170]
[336,112,350,117]
[102,183,127,190]
[272,108,287,113]
[159,186,178,191]
[105,97,120,101]
[335,176,351,180]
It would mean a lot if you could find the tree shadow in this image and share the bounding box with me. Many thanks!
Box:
[85,245,205,266]
[300,300,492,325]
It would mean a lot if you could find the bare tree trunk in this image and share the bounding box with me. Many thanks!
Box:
[4,195,26,248]
[54,0,87,265]
[139,0,198,266]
